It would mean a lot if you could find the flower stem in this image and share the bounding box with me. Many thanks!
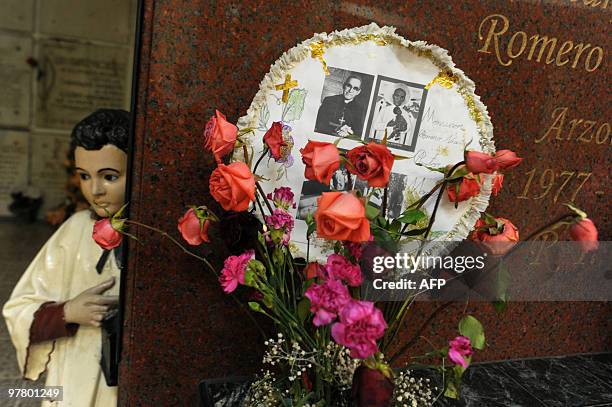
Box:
[125,220,216,274]
[256,181,274,215]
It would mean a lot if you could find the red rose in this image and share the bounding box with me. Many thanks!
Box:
[470,217,519,256]
[263,122,286,160]
[351,366,394,407]
[346,142,394,187]
[465,151,498,174]
[300,141,340,185]
[315,192,370,242]
[93,218,123,250]
[495,149,522,170]
[209,162,255,212]
[491,173,504,196]
[447,175,481,202]
[203,110,238,162]
[177,208,210,246]
[569,218,598,252]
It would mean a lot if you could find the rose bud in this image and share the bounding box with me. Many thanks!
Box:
[465,151,498,174]
[470,217,519,256]
[300,140,340,185]
[203,110,238,162]
[303,261,324,280]
[494,149,522,170]
[209,162,255,212]
[346,142,394,187]
[569,218,599,253]
[491,173,504,196]
[447,175,481,203]
[315,192,370,242]
[448,335,473,368]
[177,208,210,246]
[263,121,286,161]
[93,218,123,250]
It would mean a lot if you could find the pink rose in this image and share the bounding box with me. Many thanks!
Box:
[203,110,238,162]
[465,151,498,174]
[177,208,210,246]
[315,192,370,242]
[447,175,481,203]
[346,142,394,187]
[209,162,255,212]
[448,335,473,368]
[491,173,504,196]
[495,149,522,170]
[300,140,340,185]
[569,218,599,253]
[331,300,387,359]
[325,254,363,287]
[93,218,123,250]
[470,217,519,256]
[263,122,286,160]
[304,279,351,326]
[219,250,254,293]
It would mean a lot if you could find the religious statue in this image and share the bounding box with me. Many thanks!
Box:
[3,109,129,406]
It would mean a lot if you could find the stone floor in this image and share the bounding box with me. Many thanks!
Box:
[0,219,55,407]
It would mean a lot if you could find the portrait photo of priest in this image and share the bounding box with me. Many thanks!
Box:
[365,76,427,152]
[314,67,374,138]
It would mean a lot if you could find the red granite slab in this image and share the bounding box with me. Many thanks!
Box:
[120,1,610,404]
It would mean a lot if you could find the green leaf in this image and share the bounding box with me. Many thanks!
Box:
[297,297,311,323]
[458,315,485,350]
[395,209,426,225]
[365,204,380,220]
[401,227,428,236]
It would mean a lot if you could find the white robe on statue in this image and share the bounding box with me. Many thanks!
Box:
[3,210,119,406]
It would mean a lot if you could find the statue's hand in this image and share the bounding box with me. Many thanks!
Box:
[64,277,118,327]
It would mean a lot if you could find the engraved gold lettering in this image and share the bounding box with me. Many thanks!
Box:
[585,47,604,71]
[571,172,592,202]
[566,118,583,141]
[554,171,575,203]
[518,168,537,199]
[571,43,591,68]
[528,35,558,63]
[508,31,528,58]
[477,15,605,72]
[534,169,554,199]
[595,122,610,144]
[535,107,567,143]
[478,14,512,66]
[555,40,574,66]
[577,120,596,143]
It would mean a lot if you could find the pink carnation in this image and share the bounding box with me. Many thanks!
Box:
[265,208,294,232]
[304,279,351,326]
[331,300,387,359]
[219,250,254,293]
[448,335,473,368]
[325,254,363,287]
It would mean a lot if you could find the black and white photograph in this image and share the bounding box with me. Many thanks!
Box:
[314,67,374,139]
[364,76,428,152]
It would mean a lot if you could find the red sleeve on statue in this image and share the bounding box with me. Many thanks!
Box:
[30,302,79,343]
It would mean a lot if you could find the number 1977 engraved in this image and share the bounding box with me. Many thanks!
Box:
[517,168,592,203]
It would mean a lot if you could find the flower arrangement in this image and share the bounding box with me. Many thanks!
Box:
[92,110,599,406]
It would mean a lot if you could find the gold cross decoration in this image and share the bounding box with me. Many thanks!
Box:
[275,74,298,103]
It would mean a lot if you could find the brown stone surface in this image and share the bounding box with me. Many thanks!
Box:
[120,1,610,404]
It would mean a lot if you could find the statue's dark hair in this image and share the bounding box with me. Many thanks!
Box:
[69,109,130,159]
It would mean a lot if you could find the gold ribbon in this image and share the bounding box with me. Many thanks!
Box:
[310,41,329,75]
[425,71,458,90]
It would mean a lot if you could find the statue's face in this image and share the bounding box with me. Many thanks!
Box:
[75,145,127,217]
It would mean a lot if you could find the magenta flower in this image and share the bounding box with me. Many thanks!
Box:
[265,208,294,232]
[267,187,296,210]
[331,300,387,359]
[325,254,363,287]
[448,336,473,368]
[304,279,351,326]
[219,250,254,293]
